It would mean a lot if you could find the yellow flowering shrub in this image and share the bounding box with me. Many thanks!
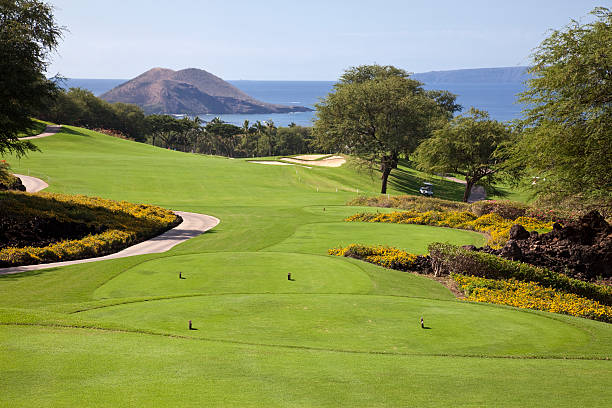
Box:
[0,191,179,266]
[453,274,612,323]
[346,210,554,248]
[349,195,575,223]
[329,244,418,271]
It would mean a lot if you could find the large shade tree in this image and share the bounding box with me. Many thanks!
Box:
[413,108,512,202]
[515,7,612,209]
[313,64,459,194]
[0,0,63,157]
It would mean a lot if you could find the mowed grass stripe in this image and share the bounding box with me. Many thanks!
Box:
[2,326,611,407]
[92,252,374,299]
[77,293,597,358]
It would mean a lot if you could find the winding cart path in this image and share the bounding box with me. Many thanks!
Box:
[2,172,219,275]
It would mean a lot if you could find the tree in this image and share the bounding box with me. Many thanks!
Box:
[0,0,63,157]
[204,119,241,157]
[146,114,195,149]
[254,121,267,156]
[313,64,459,194]
[413,108,512,202]
[264,120,277,156]
[515,7,612,208]
[277,125,312,155]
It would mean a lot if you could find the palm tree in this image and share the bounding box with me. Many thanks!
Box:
[254,120,266,157]
[241,120,251,157]
[265,120,277,156]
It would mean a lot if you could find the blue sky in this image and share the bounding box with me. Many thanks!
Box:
[47,0,605,80]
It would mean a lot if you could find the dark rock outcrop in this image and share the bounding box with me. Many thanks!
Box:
[476,211,612,281]
[509,224,530,240]
[412,255,433,274]
[101,67,313,115]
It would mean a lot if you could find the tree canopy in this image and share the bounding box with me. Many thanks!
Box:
[0,0,63,157]
[515,7,612,209]
[41,88,147,141]
[313,64,459,194]
[413,108,512,202]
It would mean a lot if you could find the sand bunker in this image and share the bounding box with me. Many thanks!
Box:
[249,161,294,165]
[281,156,346,167]
[293,154,329,160]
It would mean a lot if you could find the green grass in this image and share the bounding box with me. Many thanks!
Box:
[1,125,610,407]
[3,326,610,408]
[488,180,534,203]
[16,118,53,138]
[77,294,604,357]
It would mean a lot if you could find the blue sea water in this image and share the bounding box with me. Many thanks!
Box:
[224,80,528,126]
[62,78,527,127]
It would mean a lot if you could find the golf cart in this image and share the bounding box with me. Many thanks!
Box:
[419,182,434,197]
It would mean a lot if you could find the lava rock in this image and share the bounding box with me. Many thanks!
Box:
[480,211,612,281]
[500,240,522,260]
[509,224,530,240]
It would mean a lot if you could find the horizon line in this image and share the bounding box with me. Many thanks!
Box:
[52,65,529,81]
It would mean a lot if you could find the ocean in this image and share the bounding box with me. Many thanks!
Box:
[62,78,528,127]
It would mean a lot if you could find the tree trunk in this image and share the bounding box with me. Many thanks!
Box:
[381,165,392,194]
[463,179,474,202]
[380,153,398,194]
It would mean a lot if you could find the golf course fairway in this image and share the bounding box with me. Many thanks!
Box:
[1,126,610,407]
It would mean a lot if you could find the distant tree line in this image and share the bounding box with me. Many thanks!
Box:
[314,6,611,209]
[37,88,316,157]
[6,0,608,211]
[1,0,63,157]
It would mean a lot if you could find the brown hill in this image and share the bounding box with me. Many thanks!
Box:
[100,67,312,115]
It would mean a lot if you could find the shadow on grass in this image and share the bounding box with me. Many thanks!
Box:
[59,127,93,138]
[389,159,465,202]
[0,268,49,280]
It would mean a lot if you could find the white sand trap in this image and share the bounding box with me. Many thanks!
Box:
[249,160,294,165]
[281,156,346,167]
[293,154,329,160]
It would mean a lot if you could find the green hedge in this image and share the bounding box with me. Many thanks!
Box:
[0,191,180,267]
[428,243,612,306]
[348,195,574,223]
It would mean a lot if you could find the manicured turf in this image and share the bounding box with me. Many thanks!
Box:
[1,126,610,407]
[79,294,596,357]
[264,221,485,255]
[3,326,610,408]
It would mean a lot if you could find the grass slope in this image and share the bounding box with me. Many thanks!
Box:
[15,118,53,138]
[1,126,610,407]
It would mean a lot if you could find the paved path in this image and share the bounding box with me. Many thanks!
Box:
[19,125,62,140]
[0,211,220,275]
[13,174,49,192]
[444,176,487,203]
[4,175,220,275]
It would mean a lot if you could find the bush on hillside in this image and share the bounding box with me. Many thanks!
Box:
[345,210,553,248]
[428,243,612,306]
[348,195,469,212]
[0,161,25,192]
[92,128,133,140]
[0,191,180,267]
[329,244,418,271]
[349,195,578,223]
[453,274,612,323]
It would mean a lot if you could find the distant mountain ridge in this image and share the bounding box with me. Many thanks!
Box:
[100,67,312,115]
[412,66,530,84]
